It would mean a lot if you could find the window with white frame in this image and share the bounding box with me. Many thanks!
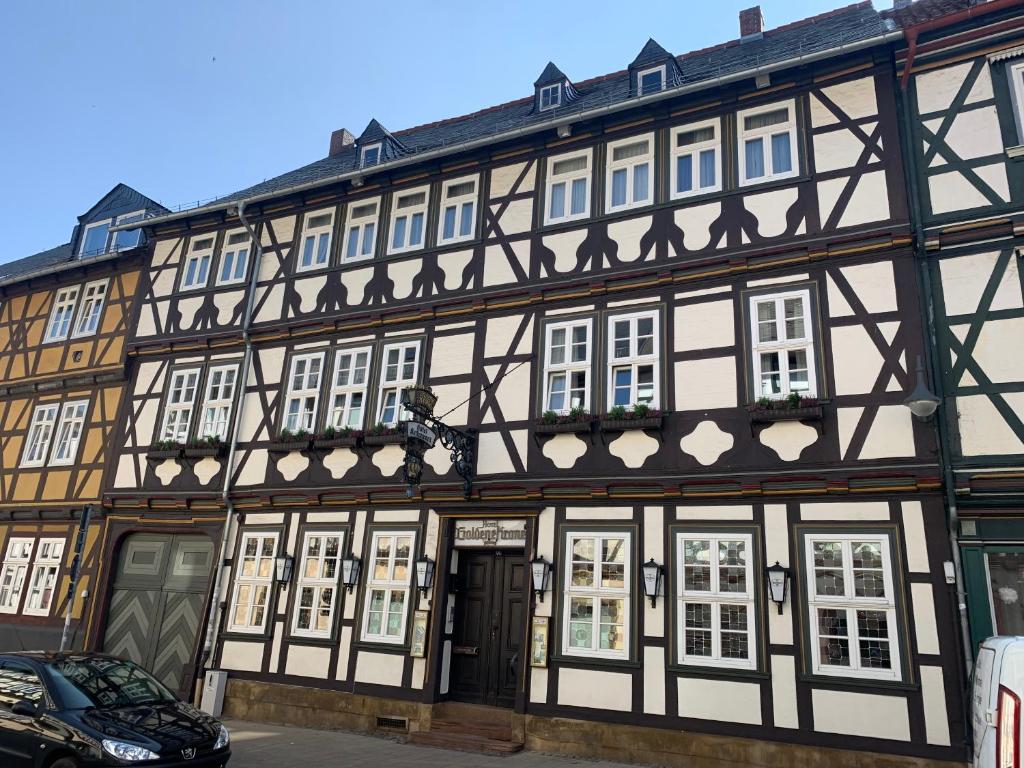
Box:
[362,531,414,643]
[539,83,561,110]
[360,143,381,167]
[343,202,378,262]
[749,289,816,400]
[0,539,33,614]
[113,210,146,251]
[637,65,666,95]
[738,101,798,185]
[45,286,80,342]
[160,368,201,443]
[545,149,591,225]
[181,236,214,290]
[328,347,371,430]
[542,319,591,414]
[677,533,756,669]
[229,532,278,633]
[72,279,108,338]
[388,187,429,254]
[217,231,250,285]
[23,539,64,617]
[377,341,419,426]
[283,353,324,433]
[1009,61,1024,140]
[564,532,630,659]
[292,531,343,638]
[439,176,478,244]
[606,134,654,212]
[80,220,112,257]
[298,210,335,272]
[21,404,58,467]
[607,310,659,410]
[671,120,721,199]
[805,534,900,680]
[197,365,238,441]
[50,400,89,466]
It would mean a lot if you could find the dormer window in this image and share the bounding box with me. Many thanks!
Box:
[638,65,666,95]
[80,220,111,257]
[539,84,561,111]
[360,143,381,167]
[113,210,145,251]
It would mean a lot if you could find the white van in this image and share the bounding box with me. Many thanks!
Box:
[973,637,1024,767]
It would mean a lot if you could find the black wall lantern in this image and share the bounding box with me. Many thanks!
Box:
[641,558,663,608]
[904,355,941,421]
[415,556,435,598]
[766,561,790,614]
[341,555,361,593]
[531,555,552,602]
[400,386,478,498]
[274,553,294,586]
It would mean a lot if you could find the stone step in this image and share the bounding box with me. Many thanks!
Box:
[430,717,513,741]
[408,730,523,756]
[431,701,513,727]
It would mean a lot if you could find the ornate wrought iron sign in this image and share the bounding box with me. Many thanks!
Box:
[401,386,477,498]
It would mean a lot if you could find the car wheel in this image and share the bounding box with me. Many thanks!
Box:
[48,758,78,768]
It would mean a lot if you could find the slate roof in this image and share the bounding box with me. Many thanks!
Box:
[534,62,569,87]
[0,243,75,283]
[881,0,972,26]
[630,38,676,70]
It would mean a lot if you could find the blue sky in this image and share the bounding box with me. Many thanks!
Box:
[0,0,845,263]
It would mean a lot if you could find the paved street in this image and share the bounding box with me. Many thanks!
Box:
[224,719,643,767]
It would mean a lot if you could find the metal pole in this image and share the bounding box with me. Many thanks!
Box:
[59,505,92,652]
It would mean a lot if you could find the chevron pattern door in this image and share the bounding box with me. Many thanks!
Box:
[102,534,214,697]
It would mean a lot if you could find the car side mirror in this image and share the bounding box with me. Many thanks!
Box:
[11,700,39,717]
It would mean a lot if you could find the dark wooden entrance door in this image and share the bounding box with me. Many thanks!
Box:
[450,551,525,708]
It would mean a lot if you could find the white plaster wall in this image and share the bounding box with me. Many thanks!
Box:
[430,333,475,378]
[812,689,910,741]
[284,645,332,678]
[675,357,737,410]
[770,654,799,729]
[557,668,632,711]
[958,393,1024,456]
[643,646,666,715]
[801,501,889,520]
[354,651,405,687]
[219,640,264,673]
[902,501,930,573]
[489,161,533,198]
[678,677,762,725]
[912,582,941,656]
[643,506,664,638]
[674,299,734,352]
[921,665,952,746]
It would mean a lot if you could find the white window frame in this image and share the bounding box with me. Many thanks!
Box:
[112,210,146,251]
[361,530,415,644]
[228,532,279,634]
[45,286,80,343]
[160,368,201,443]
[670,119,722,199]
[282,352,325,433]
[79,219,112,257]
[749,289,817,400]
[181,235,214,291]
[197,364,239,441]
[804,533,901,681]
[539,83,561,110]
[738,99,799,186]
[0,538,33,614]
[23,538,64,617]
[544,148,592,225]
[542,319,592,415]
[360,143,381,167]
[438,175,479,245]
[216,229,251,286]
[606,309,660,410]
[376,341,420,426]
[328,346,372,430]
[291,530,344,639]
[21,404,59,468]
[562,531,631,661]
[1009,61,1024,142]
[387,186,430,255]
[50,399,89,466]
[297,208,335,273]
[637,65,666,95]
[676,532,756,670]
[71,279,108,338]
[342,200,379,263]
[605,133,655,213]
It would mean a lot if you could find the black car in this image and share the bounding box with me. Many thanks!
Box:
[0,652,230,767]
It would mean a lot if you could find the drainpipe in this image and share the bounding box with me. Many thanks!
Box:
[199,199,263,669]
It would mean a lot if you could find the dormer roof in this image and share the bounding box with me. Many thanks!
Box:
[534,61,569,88]
[357,119,407,164]
[629,38,674,70]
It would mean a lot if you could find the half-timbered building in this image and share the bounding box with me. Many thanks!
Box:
[0,184,163,652]
[103,3,971,765]
[897,0,1024,662]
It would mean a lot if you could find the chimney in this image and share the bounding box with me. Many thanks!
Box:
[329,128,355,157]
[739,6,764,40]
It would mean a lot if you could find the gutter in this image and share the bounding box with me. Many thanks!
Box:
[0,248,134,290]
[110,28,902,233]
[199,199,263,669]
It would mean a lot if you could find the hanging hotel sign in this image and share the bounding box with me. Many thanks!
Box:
[405,421,438,447]
[453,519,528,548]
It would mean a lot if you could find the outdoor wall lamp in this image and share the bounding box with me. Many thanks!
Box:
[341,555,362,593]
[274,553,294,586]
[904,355,940,421]
[531,556,552,603]
[415,556,435,599]
[766,561,790,614]
[641,558,663,608]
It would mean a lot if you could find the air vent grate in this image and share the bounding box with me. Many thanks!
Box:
[376,716,408,731]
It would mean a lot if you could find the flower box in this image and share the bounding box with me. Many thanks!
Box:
[313,435,361,450]
[183,445,226,459]
[535,419,595,435]
[748,405,823,424]
[146,447,182,460]
[363,432,403,446]
[600,414,664,432]
[266,439,311,453]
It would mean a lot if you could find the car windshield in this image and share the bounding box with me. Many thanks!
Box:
[44,658,177,710]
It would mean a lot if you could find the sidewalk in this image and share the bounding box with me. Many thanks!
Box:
[224,719,646,767]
